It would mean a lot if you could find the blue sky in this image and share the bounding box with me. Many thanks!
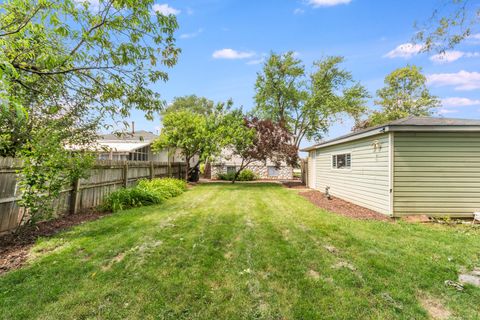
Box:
[129,0,480,148]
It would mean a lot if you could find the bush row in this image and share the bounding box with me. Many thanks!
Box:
[101,178,187,212]
[217,169,257,181]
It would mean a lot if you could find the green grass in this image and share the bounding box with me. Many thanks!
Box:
[1,183,479,319]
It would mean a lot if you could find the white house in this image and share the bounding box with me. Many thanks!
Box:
[205,148,294,180]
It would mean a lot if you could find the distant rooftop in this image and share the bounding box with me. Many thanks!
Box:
[99,130,158,142]
[301,116,480,152]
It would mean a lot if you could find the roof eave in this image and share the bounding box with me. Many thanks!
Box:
[300,126,389,152]
[301,124,480,152]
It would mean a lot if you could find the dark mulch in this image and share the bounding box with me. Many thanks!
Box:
[281,180,306,189]
[0,211,109,275]
[299,190,392,222]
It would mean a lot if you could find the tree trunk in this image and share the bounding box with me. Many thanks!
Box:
[231,159,246,184]
[185,156,190,181]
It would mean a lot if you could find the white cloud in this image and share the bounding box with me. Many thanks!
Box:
[180,28,203,39]
[247,57,265,65]
[308,0,351,7]
[293,8,305,14]
[430,50,480,63]
[465,33,480,45]
[153,3,180,15]
[430,51,465,63]
[427,70,480,91]
[438,108,459,115]
[212,49,255,59]
[441,97,480,107]
[384,43,423,59]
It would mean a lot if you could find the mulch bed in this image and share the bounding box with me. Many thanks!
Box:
[0,211,109,276]
[299,190,392,222]
[281,180,306,189]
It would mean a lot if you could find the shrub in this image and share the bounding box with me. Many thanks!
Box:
[217,172,235,181]
[101,187,163,212]
[101,178,187,212]
[217,169,257,181]
[238,169,257,181]
[137,178,187,199]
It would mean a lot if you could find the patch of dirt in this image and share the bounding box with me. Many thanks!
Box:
[299,190,392,221]
[102,252,126,271]
[401,215,432,223]
[332,261,357,271]
[0,210,109,276]
[307,269,320,280]
[224,251,233,260]
[418,294,451,320]
[323,245,339,254]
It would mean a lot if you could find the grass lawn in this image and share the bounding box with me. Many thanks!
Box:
[1,183,479,319]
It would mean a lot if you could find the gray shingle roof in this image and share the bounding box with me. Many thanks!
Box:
[301,116,480,152]
[99,130,158,142]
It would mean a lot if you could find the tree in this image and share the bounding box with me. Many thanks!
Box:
[229,117,298,184]
[254,52,369,148]
[358,66,440,129]
[0,0,180,156]
[0,0,180,225]
[154,96,236,181]
[162,95,216,116]
[415,0,480,53]
[153,111,207,181]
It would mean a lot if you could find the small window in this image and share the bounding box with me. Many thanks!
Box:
[332,153,351,169]
[268,166,279,177]
[227,166,236,174]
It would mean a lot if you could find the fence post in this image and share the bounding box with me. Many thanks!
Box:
[150,161,154,180]
[123,161,129,187]
[70,178,81,215]
[178,163,182,179]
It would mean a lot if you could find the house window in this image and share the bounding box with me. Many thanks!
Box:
[268,166,279,177]
[332,153,351,169]
[227,166,236,174]
[128,146,149,161]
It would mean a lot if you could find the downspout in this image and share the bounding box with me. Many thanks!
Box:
[388,130,395,217]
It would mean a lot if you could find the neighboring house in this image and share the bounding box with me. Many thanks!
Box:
[302,116,480,218]
[206,148,294,180]
[95,129,186,163]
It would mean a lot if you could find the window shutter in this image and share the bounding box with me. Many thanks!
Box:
[346,154,351,167]
[332,155,337,168]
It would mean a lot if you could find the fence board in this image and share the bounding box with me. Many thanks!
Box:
[0,158,187,234]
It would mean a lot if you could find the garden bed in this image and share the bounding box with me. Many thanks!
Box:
[299,190,391,221]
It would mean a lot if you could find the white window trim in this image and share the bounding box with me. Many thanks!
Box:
[330,151,352,170]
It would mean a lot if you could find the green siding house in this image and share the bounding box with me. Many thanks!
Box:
[302,116,480,217]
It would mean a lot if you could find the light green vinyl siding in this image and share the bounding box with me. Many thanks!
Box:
[393,131,480,217]
[315,133,390,215]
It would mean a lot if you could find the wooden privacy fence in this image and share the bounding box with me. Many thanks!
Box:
[0,158,187,234]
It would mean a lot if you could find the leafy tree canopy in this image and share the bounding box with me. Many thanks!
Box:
[0,0,180,156]
[153,97,238,181]
[228,117,298,183]
[357,65,440,129]
[415,0,480,53]
[254,52,370,148]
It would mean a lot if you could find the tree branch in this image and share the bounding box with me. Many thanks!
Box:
[0,5,43,37]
